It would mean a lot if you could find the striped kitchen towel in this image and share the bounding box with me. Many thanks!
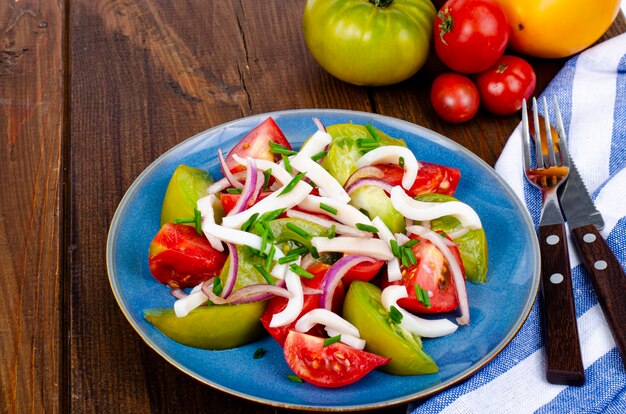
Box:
[409,32,626,413]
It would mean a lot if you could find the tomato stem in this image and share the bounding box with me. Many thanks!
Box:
[369,0,394,7]
[437,8,454,46]
[496,64,508,73]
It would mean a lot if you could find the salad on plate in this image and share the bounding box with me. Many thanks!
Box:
[143,117,488,388]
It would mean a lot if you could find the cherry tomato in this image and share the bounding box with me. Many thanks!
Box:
[224,117,291,173]
[475,55,536,116]
[260,263,345,346]
[384,235,464,314]
[148,223,228,288]
[343,259,384,284]
[434,0,510,73]
[430,73,480,123]
[374,163,461,197]
[283,331,390,388]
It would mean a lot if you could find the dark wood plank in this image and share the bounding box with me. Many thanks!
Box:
[0,0,65,412]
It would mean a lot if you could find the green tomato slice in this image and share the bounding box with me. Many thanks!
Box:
[144,300,266,350]
[343,281,438,375]
[161,164,214,226]
[415,193,488,283]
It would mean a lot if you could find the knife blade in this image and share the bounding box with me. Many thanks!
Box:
[558,158,626,367]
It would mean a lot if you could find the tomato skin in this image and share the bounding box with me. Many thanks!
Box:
[224,117,290,173]
[375,163,460,197]
[284,331,390,388]
[148,223,228,288]
[343,260,384,284]
[220,192,271,215]
[384,235,464,314]
[303,0,436,86]
[492,0,620,58]
[475,55,536,116]
[430,73,480,124]
[434,0,510,74]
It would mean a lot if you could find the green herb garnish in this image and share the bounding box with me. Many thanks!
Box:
[279,172,306,196]
[226,188,242,194]
[328,225,336,239]
[269,141,297,156]
[365,124,381,142]
[319,202,338,215]
[390,239,400,258]
[282,153,292,174]
[253,348,266,359]
[356,223,379,233]
[289,263,315,279]
[389,305,403,324]
[287,374,303,383]
[253,264,275,285]
[241,212,260,232]
[278,253,301,264]
[286,222,312,240]
[323,335,342,347]
[311,150,328,161]
[399,156,405,168]
[212,278,223,296]
[263,168,272,191]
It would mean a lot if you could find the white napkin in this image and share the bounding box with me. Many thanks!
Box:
[409,32,626,413]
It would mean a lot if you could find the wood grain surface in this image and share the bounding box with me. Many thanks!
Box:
[1,0,624,412]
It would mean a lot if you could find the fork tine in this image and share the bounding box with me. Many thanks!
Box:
[521,99,532,171]
[553,96,570,168]
[532,97,544,168]
[543,96,558,167]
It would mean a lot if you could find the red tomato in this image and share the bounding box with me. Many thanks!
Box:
[375,163,461,197]
[434,0,510,74]
[475,55,536,116]
[260,263,345,346]
[385,235,464,314]
[283,331,390,388]
[148,223,228,288]
[220,192,271,215]
[430,73,480,123]
[343,259,384,284]
[224,117,291,173]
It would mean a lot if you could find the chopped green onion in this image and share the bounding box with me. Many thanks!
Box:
[289,246,310,256]
[279,172,306,196]
[257,222,269,253]
[194,208,202,235]
[399,156,405,168]
[263,168,272,191]
[241,212,260,232]
[356,138,380,149]
[289,263,315,279]
[278,253,300,264]
[253,348,266,359]
[390,239,400,258]
[389,305,403,324]
[259,208,285,223]
[323,335,342,347]
[212,278,223,296]
[286,222,312,240]
[226,188,242,194]
[269,141,297,156]
[365,124,381,142]
[173,217,194,224]
[355,223,379,233]
[400,250,409,268]
[282,153,292,174]
[265,244,276,270]
[253,264,275,285]
[309,246,320,259]
[319,202,338,215]
[244,244,262,256]
[287,374,303,383]
[415,284,431,308]
[328,225,336,239]
[423,290,431,308]
[402,246,417,266]
[311,150,328,161]
[404,238,419,248]
[439,231,449,239]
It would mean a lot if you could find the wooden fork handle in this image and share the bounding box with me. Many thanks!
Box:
[538,223,585,385]
[571,224,626,368]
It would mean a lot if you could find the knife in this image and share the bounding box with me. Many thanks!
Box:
[559,159,626,367]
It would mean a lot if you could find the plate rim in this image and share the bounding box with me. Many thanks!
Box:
[106,108,540,411]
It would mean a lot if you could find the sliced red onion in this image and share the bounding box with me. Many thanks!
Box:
[286,209,371,238]
[218,149,244,189]
[344,165,384,189]
[228,157,261,215]
[345,177,394,195]
[169,288,188,300]
[320,255,376,310]
[312,117,326,132]
[221,243,238,298]
[203,281,292,305]
[205,171,248,195]
[407,225,470,325]
[302,286,323,295]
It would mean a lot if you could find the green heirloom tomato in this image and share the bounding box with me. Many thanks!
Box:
[343,281,438,375]
[144,300,266,350]
[303,0,436,86]
[415,193,488,283]
[161,164,214,226]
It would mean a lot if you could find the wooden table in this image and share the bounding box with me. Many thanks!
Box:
[1,1,624,412]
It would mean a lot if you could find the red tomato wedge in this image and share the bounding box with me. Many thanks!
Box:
[284,331,390,388]
[224,117,291,173]
[148,223,228,288]
[260,263,344,346]
[220,192,271,215]
[342,259,384,284]
[384,234,465,314]
[376,163,460,197]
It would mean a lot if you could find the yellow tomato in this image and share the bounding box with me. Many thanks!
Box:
[492,0,621,58]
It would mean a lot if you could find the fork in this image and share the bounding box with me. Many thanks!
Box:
[522,97,585,385]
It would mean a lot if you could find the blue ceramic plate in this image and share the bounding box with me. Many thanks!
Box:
[107,109,540,411]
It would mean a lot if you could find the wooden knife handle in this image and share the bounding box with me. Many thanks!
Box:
[539,223,585,385]
[571,224,626,368]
